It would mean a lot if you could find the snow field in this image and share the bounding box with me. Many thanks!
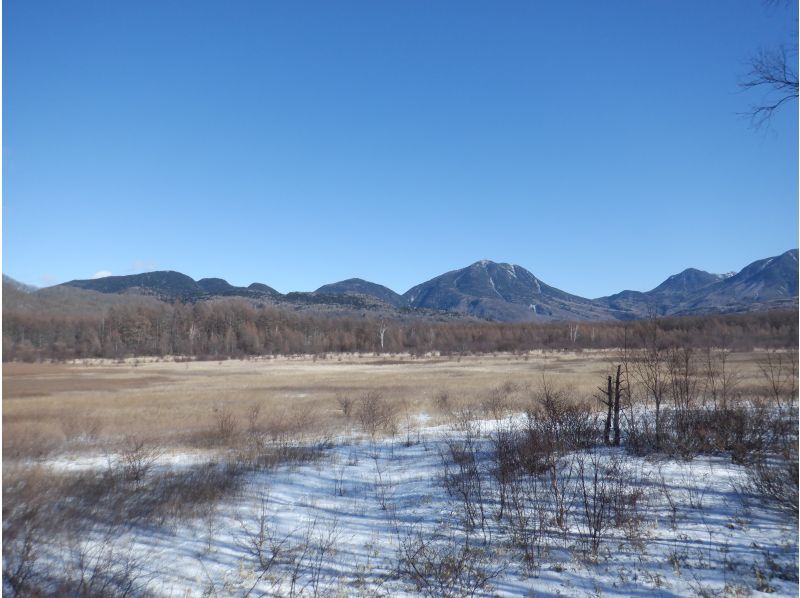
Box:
[26,414,796,597]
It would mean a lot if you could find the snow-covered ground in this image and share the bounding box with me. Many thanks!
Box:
[24,416,800,596]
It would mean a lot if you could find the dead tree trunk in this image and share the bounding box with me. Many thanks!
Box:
[379,321,387,351]
[600,375,613,445]
[613,365,622,447]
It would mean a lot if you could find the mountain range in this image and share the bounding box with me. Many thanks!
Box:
[12,249,797,322]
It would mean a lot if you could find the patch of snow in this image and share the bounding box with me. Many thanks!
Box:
[488,276,502,298]
[23,416,799,597]
[44,449,217,473]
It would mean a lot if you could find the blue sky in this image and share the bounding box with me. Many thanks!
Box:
[4,1,798,297]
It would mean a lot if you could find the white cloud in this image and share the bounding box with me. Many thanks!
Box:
[92,270,113,279]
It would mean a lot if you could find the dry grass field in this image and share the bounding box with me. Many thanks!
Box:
[3,350,769,459]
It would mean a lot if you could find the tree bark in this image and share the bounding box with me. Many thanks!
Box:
[604,375,612,445]
[613,365,622,446]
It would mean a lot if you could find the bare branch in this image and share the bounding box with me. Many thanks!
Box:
[740,45,799,127]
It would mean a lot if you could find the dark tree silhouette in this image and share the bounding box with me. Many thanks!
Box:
[741,45,798,127]
[740,1,798,127]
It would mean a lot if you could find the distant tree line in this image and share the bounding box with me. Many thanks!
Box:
[2,299,796,361]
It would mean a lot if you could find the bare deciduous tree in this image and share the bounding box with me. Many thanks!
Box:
[633,317,668,450]
[741,45,799,127]
[568,323,579,343]
[759,349,798,411]
[740,0,798,127]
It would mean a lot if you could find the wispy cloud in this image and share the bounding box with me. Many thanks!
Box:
[92,270,112,279]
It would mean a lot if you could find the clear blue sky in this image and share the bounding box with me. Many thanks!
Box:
[4,1,798,297]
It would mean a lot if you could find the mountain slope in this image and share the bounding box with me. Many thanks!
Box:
[248,282,280,295]
[4,275,162,316]
[63,271,203,299]
[675,249,798,314]
[596,251,798,317]
[61,271,279,301]
[315,278,406,308]
[403,260,625,321]
[597,268,727,316]
[2,275,38,293]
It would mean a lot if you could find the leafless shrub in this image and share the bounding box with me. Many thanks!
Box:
[138,462,244,524]
[247,403,262,436]
[623,410,659,456]
[441,421,488,534]
[745,447,799,517]
[665,406,754,460]
[758,349,798,411]
[60,412,104,443]
[448,406,479,435]
[372,453,395,511]
[262,408,319,450]
[214,405,238,443]
[3,514,150,596]
[292,517,341,597]
[235,495,296,596]
[3,425,60,460]
[630,317,686,450]
[575,450,616,561]
[235,441,323,473]
[357,391,398,439]
[238,513,343,598]
[488,422,518,520]
[646,402,797,464]
[336,394,354,418]
[657,466,680,531]
[396,523,503,598]
[531,379,599,452]
[51,530,148,597]
[482,384,510,420]
[2,503,42,596]
[548,454,576,544]
[701,345,740,410]
[510,382,597,478]
[231,407,328,472]
[435,390,451,414]
[400,400,420,447]
[115,437,163,485]
[607,458,648,546]
[3,459,244,538]
[667,346,699,417]
[505,469,547,571]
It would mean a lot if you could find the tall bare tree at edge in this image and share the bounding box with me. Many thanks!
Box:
[740,1,798,127]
